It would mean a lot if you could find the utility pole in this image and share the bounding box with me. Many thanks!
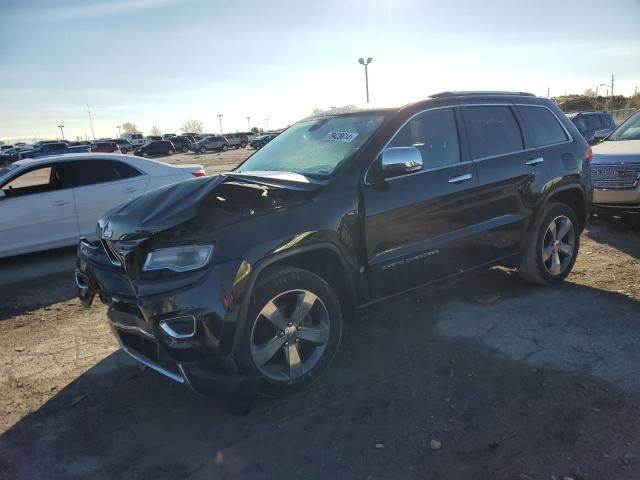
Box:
[86,104,95,139]
[358,57,373,103]
[246,116,251,130]
[57,124,65,140]
[217,114,224,135]
[547,87,550,99]
[264,118,269,130]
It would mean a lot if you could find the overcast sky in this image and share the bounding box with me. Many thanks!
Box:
[1,0,639,141]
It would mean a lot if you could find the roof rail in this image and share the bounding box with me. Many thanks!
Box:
[430,91,536,98]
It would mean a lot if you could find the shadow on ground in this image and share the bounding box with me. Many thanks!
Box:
[588,215,640,260]
[2,269,640,479]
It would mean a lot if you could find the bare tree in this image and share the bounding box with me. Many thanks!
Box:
[121,122,138,133]
[150,126,161,136]
[180,119,204,134]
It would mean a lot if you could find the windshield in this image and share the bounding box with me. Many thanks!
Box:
[237,114,385,178]
[609,110,640,141]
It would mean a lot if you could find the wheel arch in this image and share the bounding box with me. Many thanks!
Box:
[231,242,359,353]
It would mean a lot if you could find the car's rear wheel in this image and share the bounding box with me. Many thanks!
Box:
[518,202,580,285]
[167,149,174,155]
[240,141,247,148]
[182,146,189,153]
[142,152,149,157]
[121,148,128,154]
[238,268,343,397]
[221,144,228,152]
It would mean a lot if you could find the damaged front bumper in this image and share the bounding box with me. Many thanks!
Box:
[76,238,260,397]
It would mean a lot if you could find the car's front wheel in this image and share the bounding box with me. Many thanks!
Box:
[240,141,247,148]
[221,144,228,152]
[182,146,189,153]
[238,268,343,397]
[167,149,174,155]
[518,202,580,285]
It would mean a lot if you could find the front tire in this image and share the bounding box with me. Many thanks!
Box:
[238,268,343,397]
[518,202,580,285]
[221,144,228,152]
[167,149,174,155]
[240,141,247,148]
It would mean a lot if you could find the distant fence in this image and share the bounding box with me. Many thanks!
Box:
[610,108,636,125]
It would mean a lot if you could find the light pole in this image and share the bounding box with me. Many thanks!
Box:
[57,124,65,140]
[264,117,270,130]
[87,104,95,139]
[600,74,615,110]
[217,114,224,135]
[246,116,251,130]
[116,125,122,138]
[358,57,373,103]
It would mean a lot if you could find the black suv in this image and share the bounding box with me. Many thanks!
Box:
[133,140,175,157]
[77,92,592,398]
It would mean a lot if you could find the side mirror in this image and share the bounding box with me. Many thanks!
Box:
[593,129,612,143]
[380,146,423,179]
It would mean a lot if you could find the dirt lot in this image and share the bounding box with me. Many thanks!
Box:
[1,150,639,479]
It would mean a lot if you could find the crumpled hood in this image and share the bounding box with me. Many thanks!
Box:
[100,174,320,241]
[592,140,640,164]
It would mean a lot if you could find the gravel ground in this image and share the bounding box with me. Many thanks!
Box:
[1,150,639,479]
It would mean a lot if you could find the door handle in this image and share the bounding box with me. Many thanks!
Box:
[448,173,473,184]
[122,187,137,193]
[525,157,544,166]
[51,200,69,206]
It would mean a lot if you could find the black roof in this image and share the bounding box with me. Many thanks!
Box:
[430,91,536,98]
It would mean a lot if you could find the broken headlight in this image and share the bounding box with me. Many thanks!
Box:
[142,245,213,273]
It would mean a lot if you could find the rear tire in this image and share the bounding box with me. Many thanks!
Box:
[238,267,343,397]
[142,152,149,158]
[221,144,228,152]
[182,146,188,153]
[517,202,580,285]
[240,141,247,148]
[167,149,174,155]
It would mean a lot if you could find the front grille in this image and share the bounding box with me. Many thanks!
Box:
[592,163,640,190]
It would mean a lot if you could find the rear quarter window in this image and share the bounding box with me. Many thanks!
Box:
[517,105,568,147]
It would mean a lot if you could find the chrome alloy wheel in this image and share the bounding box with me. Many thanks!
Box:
[541,215,575,276]
[250,289,330,381]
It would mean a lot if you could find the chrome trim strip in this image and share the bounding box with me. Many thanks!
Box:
[112,322,156,339]
[159,316,196,339]
[122,346,184,384]
[364,102,574,185]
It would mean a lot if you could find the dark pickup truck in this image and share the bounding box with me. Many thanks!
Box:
[77,91,592,399]
[19,142,90,159]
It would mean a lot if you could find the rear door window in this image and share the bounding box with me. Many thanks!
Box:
[67,160,141,187]
[585,114,603,132]
[463,106,524,159]
[388,107,461,169]
[517,105,568,147]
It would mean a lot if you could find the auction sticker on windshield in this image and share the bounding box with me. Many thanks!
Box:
[325,131,359,142]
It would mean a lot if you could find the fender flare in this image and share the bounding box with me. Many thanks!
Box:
[229,241,359,354]
[521,182,588,251]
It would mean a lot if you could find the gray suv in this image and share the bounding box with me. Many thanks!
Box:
[192,136,229,153]
[224,133,248,149]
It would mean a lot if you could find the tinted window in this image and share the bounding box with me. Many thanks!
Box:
[572,116,587,134]
[518,105,568,147]
[464,106,523,159]
[388,108,460,168]
[68,160,140,187]
[585,114,602,131]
